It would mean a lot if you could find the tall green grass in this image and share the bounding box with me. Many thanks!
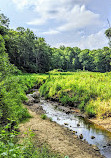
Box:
[40,72,111,118]
[1,71,111,158]
[0,73,58,158]
[0,73,47,125]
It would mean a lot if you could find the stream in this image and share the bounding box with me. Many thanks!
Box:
[39,99,111,158]
[27,90,111,158]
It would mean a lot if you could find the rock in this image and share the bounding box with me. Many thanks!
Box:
[73,131,76,134]
[77,123,80,127]
[73,131,77,134]
[64,123,69,126]
[66,111,70,114]
[79,134,83,139]
[107,143,111,146]
[26,94,35,105]
[34,98,40,103]
[92,145,100,151]
[91,136,95,139]
[26,91,40,103]
[32,91,40,99]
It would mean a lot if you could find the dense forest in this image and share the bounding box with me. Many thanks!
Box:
[0,12,111,75]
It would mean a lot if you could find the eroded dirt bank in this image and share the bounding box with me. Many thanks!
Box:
[90,117,111,133]
[19,104,104,158]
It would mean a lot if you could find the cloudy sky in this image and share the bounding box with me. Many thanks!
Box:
[0,0,111,49]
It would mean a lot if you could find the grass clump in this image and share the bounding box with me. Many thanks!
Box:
[41,114,47,120]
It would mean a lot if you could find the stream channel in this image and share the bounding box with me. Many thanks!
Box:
[28,90,111,158]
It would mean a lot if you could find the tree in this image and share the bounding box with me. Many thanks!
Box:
[73,47,82,70]
[35,37,51,73]
[78,49,93,71]
[105,28,111,47]
[93,48,111,72]
[0,12,10,28]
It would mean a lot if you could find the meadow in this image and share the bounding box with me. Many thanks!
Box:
[1,71,111,157]
[40,71,111,118]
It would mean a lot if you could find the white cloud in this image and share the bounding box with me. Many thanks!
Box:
[77,29,108,49]
[27,17,47,25]
[54,29,108,50]
[12,0,100,31]
[12,0,29,9]
[57,5,100,31]
[42,30,60,35]
[12,0,100,34]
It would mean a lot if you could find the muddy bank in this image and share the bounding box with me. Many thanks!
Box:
[20,106,104,158]
[50,100,111,133]
[90,118,111,133]
[26,88,111,133]
[21,89,111,157]
[44,98,111,134]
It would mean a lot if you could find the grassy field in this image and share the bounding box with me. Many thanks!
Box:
[1,71,111,157]
[40,71,111,118]
[2,71,111,123]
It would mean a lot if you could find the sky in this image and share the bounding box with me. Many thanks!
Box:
[0,0,111,50]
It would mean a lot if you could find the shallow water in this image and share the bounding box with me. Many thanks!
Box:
[40,99,111,158]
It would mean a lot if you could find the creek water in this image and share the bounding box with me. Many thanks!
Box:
[39,99,111,158]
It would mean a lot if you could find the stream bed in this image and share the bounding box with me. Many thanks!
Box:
[39,99,111,158]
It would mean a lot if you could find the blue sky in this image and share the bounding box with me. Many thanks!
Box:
[0,0,111,49]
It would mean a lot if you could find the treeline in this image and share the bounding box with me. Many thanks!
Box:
[0,12,111,73]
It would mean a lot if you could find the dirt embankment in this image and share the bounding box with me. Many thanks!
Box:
[90,117,111,133]
[19,103,104,158]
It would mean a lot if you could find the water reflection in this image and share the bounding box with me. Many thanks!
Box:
[40,99,111,158]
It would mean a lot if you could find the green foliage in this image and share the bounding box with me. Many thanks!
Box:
[41,114,47,120]
[105,27,111,47]
[40,72,111,118]
[0,74,46,125]
[0,34,21,82]
[0,126,60,158]
[0,12,10,28]
[5,28,51,73]
[49,117,53,122]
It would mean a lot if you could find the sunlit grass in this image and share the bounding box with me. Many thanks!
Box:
[40,71,111,118]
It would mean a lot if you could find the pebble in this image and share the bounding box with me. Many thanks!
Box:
[73,131,76,134]
[77,123,80,127]
[92,145,100,151]
[79,134,83,139]
[91,136,95,139]
[64,123,69,126]
[107,143,111,146]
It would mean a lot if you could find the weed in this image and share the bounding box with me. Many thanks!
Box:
[41,114,47,120]
[49,117,53,122]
